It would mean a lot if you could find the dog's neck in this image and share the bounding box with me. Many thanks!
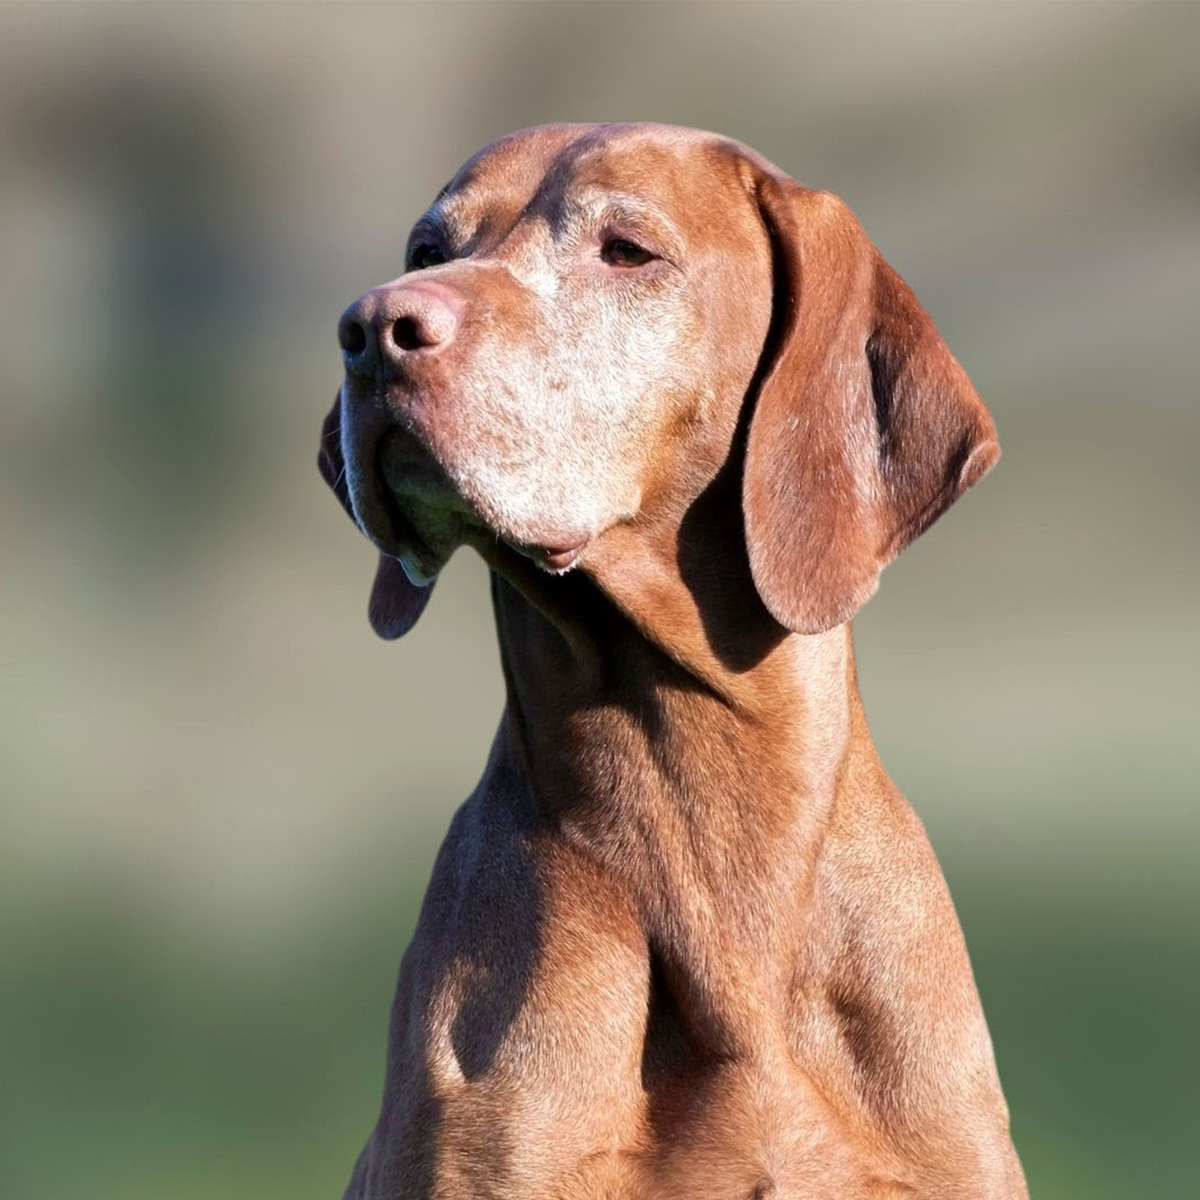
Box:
[480,466,863,798]
[478,497,868,1055]
[486,546,858,807]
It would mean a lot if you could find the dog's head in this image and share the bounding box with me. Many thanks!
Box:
[319,123,997,639]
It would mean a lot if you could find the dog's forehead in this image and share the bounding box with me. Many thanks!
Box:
[428,123,751,240]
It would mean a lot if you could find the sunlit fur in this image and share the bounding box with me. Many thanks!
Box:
[321,124,1024,1199]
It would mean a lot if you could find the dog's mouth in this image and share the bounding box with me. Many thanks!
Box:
[368,429,469,584]
[370,427,590,582]
[513,539,587,573]
[378,428,463,507]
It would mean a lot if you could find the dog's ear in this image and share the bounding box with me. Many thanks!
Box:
[742,174,999,634]
[318,395,433,639]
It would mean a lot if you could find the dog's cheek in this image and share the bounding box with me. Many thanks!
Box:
[421,272,699,543]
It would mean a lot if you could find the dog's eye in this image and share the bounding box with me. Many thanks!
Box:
[601,238,655,268]
[410,244,447,270]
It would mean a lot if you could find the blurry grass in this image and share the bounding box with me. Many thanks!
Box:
[1,852,429,1200]
[953,855,1199,1199]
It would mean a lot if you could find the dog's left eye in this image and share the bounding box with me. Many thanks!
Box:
[601,238,656,268]
[410,244,447,270]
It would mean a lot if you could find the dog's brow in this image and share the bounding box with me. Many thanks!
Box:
[419,187,683,261]
[573,189,671,226]
[584,187,658,210]
[558,189,684,259]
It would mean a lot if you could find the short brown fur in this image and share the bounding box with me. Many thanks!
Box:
[319,124,1026,1199]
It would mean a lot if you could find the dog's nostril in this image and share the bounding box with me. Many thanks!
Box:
[392,317,425,351]
[340,320,367,356]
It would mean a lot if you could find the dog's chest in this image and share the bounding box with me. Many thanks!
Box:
[356,799,912,1199]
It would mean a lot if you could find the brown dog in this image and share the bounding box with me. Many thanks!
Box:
[318,124,1027,1200]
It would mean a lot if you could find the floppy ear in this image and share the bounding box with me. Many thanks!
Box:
[318,394,433,639]
[743,175,999,634]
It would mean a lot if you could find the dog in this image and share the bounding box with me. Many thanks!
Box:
[318,123,1027,1200]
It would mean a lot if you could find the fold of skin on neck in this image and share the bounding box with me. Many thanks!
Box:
[458,526,1026,1198]
[471,473,861,1071]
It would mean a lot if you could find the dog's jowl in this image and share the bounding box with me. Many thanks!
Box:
[319,123,1027,1200]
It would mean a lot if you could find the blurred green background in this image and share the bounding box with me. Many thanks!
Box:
[2,3,1197,1197]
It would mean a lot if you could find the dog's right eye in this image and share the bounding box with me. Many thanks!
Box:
[410,244,447,270]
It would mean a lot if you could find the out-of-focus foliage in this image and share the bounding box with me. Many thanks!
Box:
[2,4,1197,1198]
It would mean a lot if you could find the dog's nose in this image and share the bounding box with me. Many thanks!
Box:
[338,282,463,379]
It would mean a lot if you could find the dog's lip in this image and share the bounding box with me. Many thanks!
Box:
[374,425,591,574]
[379,429,463,502]
[512,537,589,573]
[371,480,434,561]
